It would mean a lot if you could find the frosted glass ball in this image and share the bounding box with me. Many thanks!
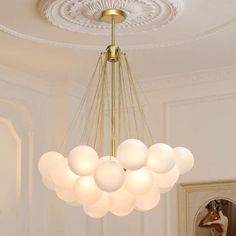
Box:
[42,177,55,191]
[91,193,109,208]
[154,165,179,189]
[83,204,108,218]
[55,186,77,202]
[98,156,118,163]
[68,145,99,176]
[94,160,125,192]
[125,167,153,195]
[117,139,147,170]
[174,147,194,174]
[38,152,64,179]
[83,193,109,218]
[135,187,160,211]
[51,159,79,189]
[146,143,176,173]
[110,207,134,217]
[109,186,135,215]
[74,176,102,205]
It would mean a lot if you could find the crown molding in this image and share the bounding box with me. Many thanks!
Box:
[0,14,236,50]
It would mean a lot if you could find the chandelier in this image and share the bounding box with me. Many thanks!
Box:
[38,9,194,218]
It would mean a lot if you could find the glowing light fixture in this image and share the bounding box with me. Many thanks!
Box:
[38,9,194,218]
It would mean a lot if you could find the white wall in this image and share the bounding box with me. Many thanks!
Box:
[0,65,236,236]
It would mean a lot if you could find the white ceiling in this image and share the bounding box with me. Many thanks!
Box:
[0,0,235,84]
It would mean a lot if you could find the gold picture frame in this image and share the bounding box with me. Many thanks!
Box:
[178,181,236,236]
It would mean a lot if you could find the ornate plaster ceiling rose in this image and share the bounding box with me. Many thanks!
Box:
[38,0,184,35]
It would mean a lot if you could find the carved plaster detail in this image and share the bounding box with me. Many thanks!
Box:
[38,0,183,35]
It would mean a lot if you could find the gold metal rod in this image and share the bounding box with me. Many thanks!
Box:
[111,15,116,156]
[112,16,115,45]
[111,61,116,156]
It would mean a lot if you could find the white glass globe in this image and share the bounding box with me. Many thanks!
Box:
[117,139,147,170]
[109,186,135,215]
[83,193,109,218]
[94,160,125,192]
[91,192,109,208]
[38,152,64,179]
[55,186,77,202]
[83,203,108,219]
[98,156,118,163]
[51,159,79,189]
[135,187,161,211]
[110,206,134,217]
[146,143,176,173]
[125,167,153,195]
[68,145,99,176]
[154,165,179,189]
[174,147,194,174]
[42,177,55,190]
[74,176,102,205]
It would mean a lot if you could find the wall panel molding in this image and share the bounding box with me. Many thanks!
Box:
[0,99,33,236]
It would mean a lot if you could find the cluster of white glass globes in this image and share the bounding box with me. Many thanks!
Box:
[39,139,194,218]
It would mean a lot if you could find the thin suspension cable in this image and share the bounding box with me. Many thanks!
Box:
[80,54,108,146]
[124,54,154,144]
[59,54,103,152]
[93,58,107,153]
[118,55,131,139]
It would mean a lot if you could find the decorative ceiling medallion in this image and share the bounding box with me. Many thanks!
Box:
[38,0,184,35]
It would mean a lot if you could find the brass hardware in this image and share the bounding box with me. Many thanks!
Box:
[100,9,127,24]
[106,45,120,62]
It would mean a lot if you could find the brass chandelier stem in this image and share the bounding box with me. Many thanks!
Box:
[111,15,116,156]
[100,9,127,156]
[112,16,115,45]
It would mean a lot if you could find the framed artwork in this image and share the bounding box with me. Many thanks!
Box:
[178,181,236,236]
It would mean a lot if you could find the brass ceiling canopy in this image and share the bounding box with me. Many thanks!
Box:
[100,9,127,24]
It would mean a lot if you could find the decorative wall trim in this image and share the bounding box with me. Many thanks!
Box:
[0,117,22,234]
[0,99,33,236]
